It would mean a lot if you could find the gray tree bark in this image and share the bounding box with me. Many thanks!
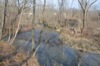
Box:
[32,0,36,49]
[0,0,8,39]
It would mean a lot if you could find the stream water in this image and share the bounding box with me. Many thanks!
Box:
[9,29,100,66]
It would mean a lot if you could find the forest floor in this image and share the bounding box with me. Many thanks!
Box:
[0,41,39,66]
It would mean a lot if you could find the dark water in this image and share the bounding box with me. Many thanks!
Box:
[80,53,100,66]
[12,29,100,66]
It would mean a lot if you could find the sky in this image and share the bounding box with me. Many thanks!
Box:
[41,0,100,9]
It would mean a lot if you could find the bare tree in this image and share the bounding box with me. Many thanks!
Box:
[42,0,46,25]
[71,0,74,17]
[57,0,67,27]
[11,0,27,33]
[78,0,98,34]
[58,0,65,14]
[1,0,30,41]
[0,0,8,39]
[32,0,36,49]
[10,0,27,44]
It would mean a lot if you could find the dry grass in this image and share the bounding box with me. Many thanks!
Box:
[0,41,40,66]
[0,41,14,56]
[59,29,100,54]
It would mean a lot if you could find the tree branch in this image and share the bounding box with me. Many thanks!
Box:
[78,0,85,10]
[88,0,98,9]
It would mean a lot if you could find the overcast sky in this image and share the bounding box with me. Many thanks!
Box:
[40,0,100,9]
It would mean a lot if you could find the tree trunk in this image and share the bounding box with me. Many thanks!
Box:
[32,0,36,49]
[42,0,46,24]
[81,10,85,34]
[2,0,8,33]
[10,0,26,44]
[0,0,8,39]
[81,10,87,35]
[78,0,97,35]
